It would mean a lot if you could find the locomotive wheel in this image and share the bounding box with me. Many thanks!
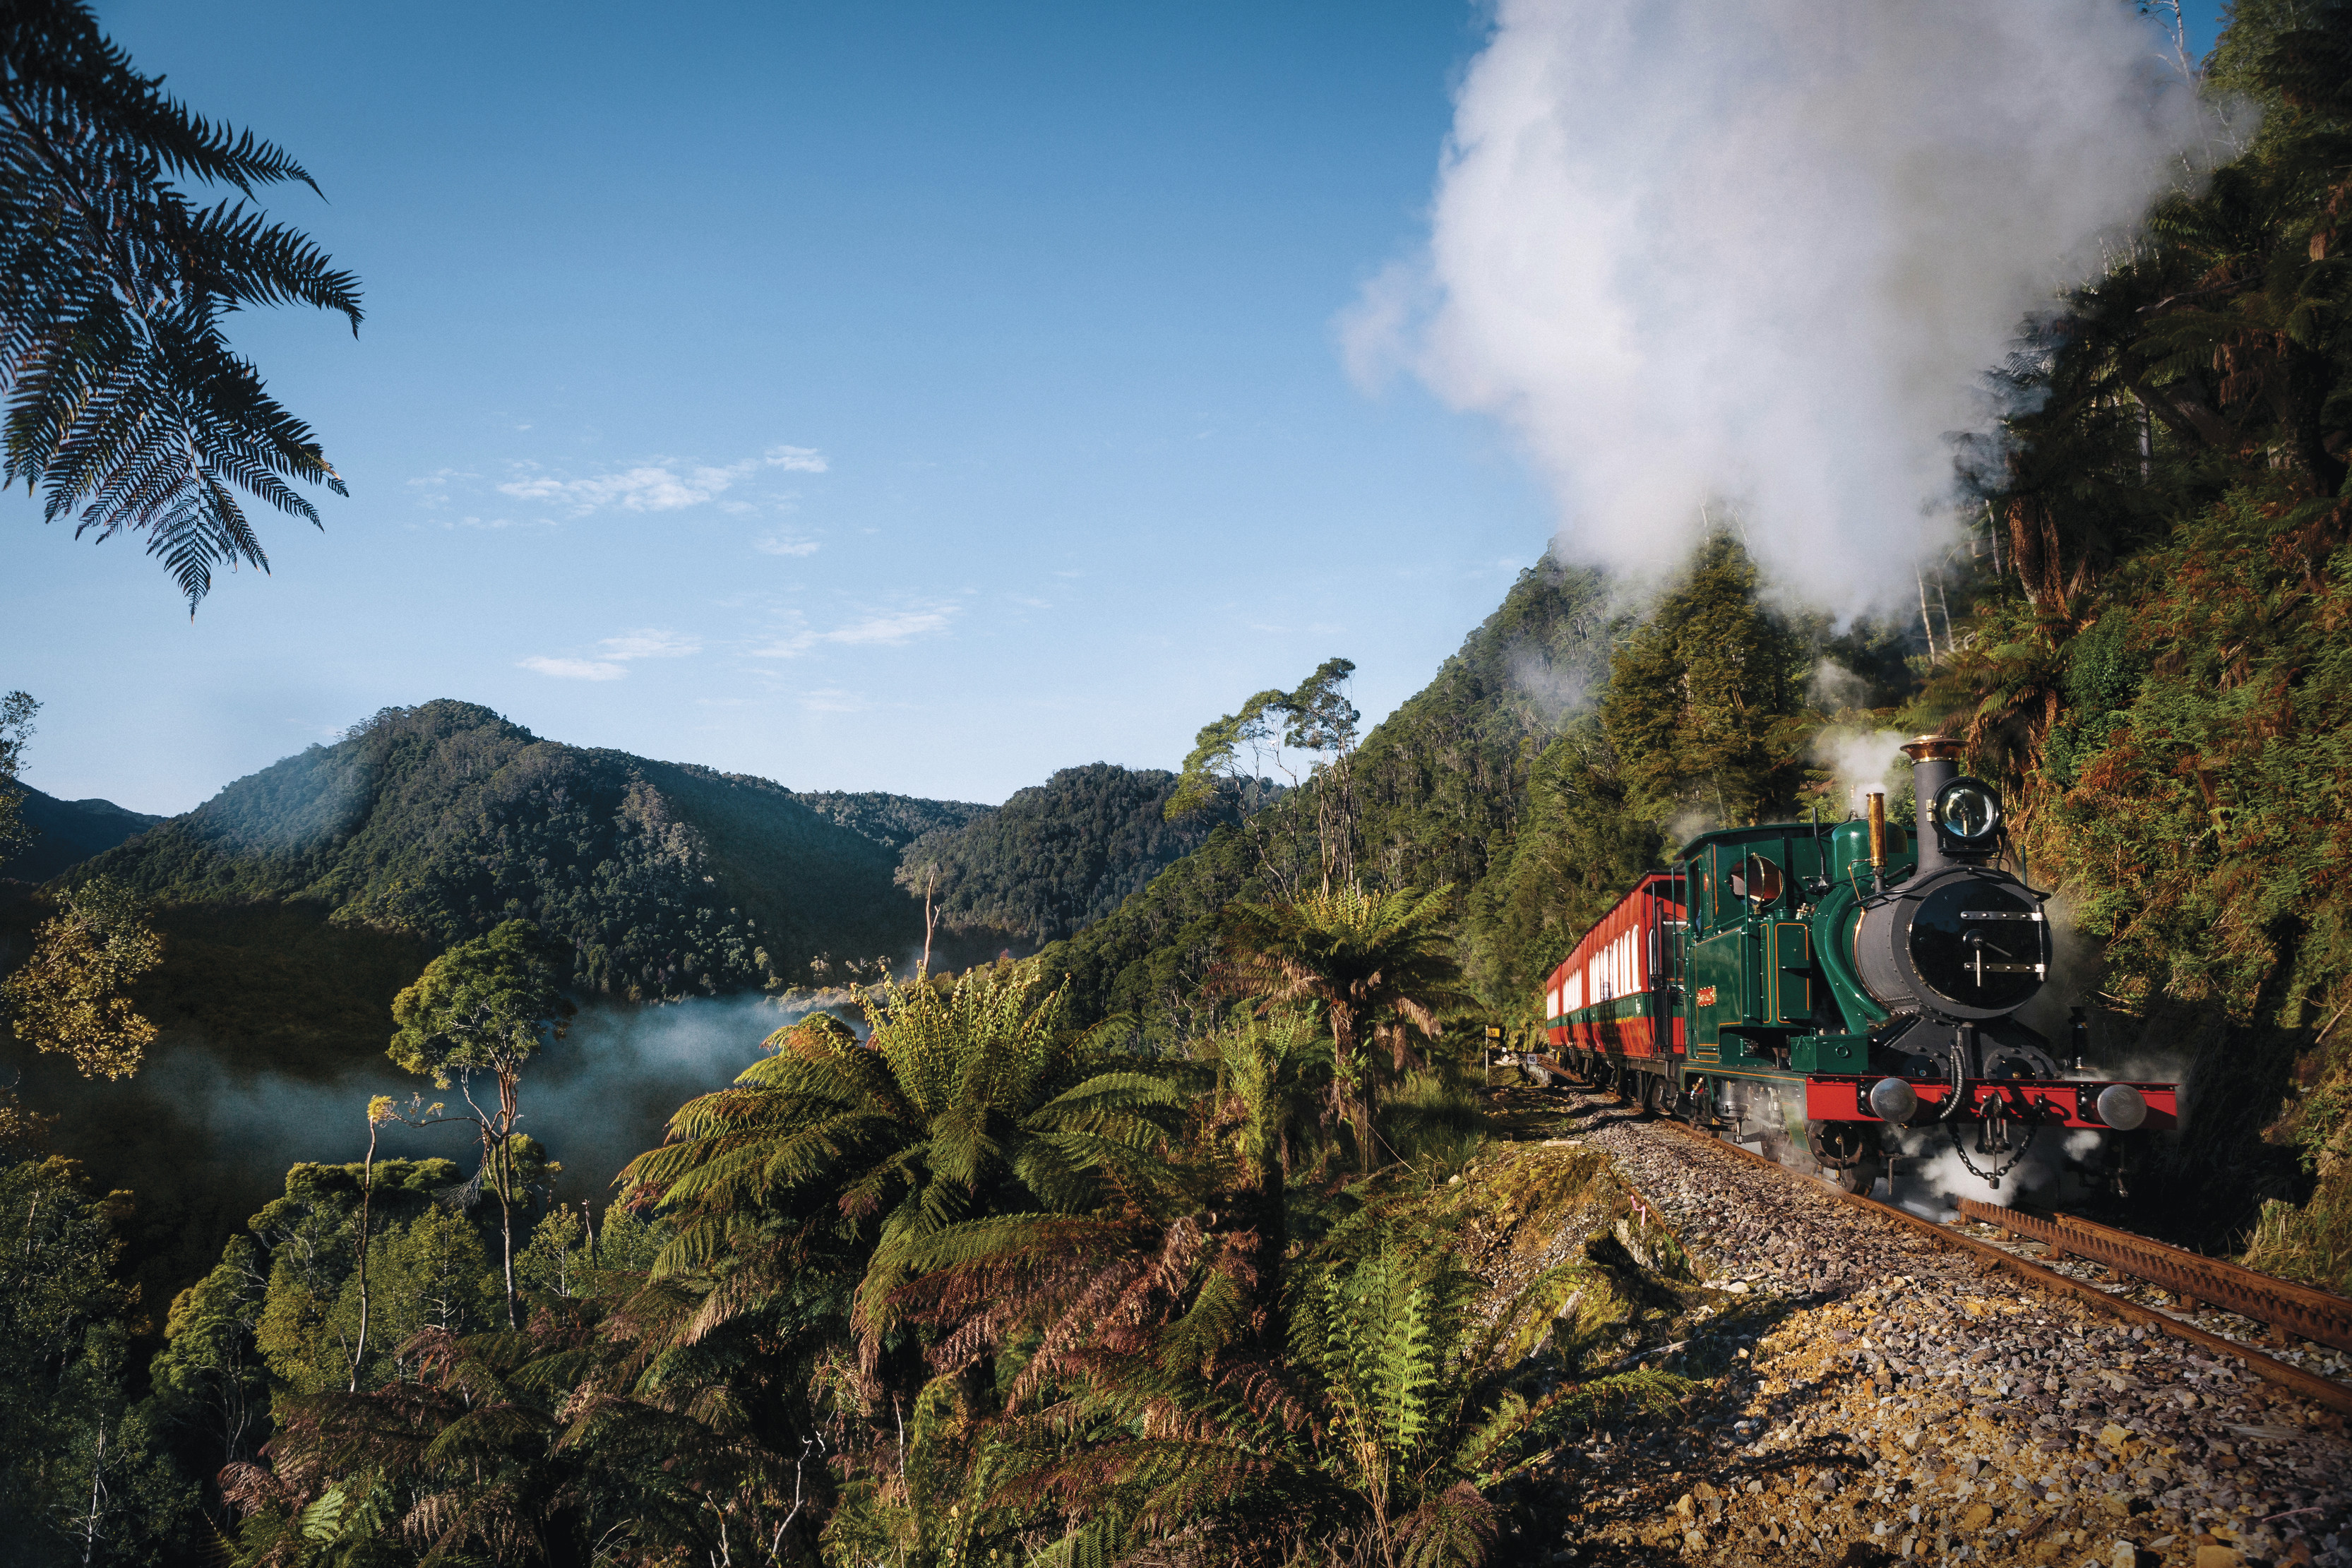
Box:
[1805,1120,1878,1192]
[1833,1156,1885,1196]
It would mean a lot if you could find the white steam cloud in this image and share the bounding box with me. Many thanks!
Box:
[1346,0,2223,609]
[1811,724,1911,817]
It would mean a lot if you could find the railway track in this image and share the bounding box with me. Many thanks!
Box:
[1957,1199,2352,1355]
[1639,1108,2352,1417]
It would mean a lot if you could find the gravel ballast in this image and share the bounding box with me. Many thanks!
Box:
[1520,1084,2352,1568]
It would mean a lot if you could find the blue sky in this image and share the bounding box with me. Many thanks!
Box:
[6,1,2230,815]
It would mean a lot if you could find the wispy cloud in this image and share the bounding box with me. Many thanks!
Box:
[597,628,700,660]
[407,468,477,510]
[755,534,821,557]
[520,655,627,681]
[829,609,950,645]
[799,688,869,714]
[763,445,828,473]
[521,626,701,682]
[479,445,829,518]
[749,606,956,659]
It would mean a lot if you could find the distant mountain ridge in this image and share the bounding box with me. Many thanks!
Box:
[895,762,1226,946]
[1,784,165,882]
[78,699,991,999]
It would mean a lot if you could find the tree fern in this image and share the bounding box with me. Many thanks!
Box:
[1,0,362,609]
[620,962,1183,1377]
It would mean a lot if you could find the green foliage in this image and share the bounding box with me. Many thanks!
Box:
[1599,532,1811,833]
[1,873,163,1078]
[1373,1067,1491,1178]
[0,1,364,609]
[230,1304,805,1568]
[240,1156,471,1393]
[75,699,980,1002]
[1210,1005,1332,1185]
[589,1197,667,1273]
[1220,882,1472,1172]
[919,1199,1691,1568]
[0,688,35,861]
[387,918,573,1090]
[624,964,1184,1360]
[1463,717,1663,1008]
[0,1157,199,1567]
[388,919,574,1329]
[515,1202,590,1298]
[148,1234,270,1475]
[895,762,1221,946]
[1165,690,1288,826]
[1166,657,1368,895]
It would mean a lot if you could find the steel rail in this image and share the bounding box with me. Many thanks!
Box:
[1610,1099,2352,1417]
[1957,1199,2352,1354]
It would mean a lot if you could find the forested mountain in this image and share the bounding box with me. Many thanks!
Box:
[893,762,1223,946]
[75,699,989,1000]
[0,784,162,882]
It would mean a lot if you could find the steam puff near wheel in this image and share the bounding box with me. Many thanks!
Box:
[1534,735,2176,1200]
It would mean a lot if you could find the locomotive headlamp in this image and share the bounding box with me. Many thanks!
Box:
[2094,1083,2148,1132]
[1933,778,2002,845]
[1866,1076,1919,1125]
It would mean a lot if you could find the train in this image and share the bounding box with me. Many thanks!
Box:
[1528,736,2177,1196]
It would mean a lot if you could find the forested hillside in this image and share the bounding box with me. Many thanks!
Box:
[76,699,989,1001]
[893,762,1222,947]
[0,783,162,881]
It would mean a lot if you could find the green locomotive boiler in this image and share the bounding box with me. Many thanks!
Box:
[1538,736,2177,1195]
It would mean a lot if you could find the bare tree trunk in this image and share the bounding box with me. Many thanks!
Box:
[920,865,938,976]
[1916,567,1939,665]
[496,1070,520,1329]
[80,1420,106,1567]
[350,1113,379,1391]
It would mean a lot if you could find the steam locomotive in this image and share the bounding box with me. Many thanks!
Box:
[1533,736,2177,1196]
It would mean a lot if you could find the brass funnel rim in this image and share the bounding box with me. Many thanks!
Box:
[1899,734,1965,762]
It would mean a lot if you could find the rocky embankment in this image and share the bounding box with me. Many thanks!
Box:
[1509,1084,2351,1568]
